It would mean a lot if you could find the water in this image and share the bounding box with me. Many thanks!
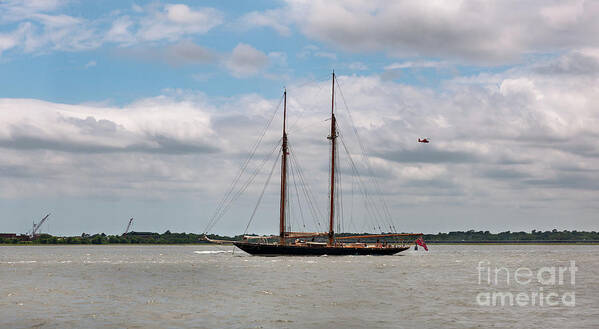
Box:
[1,245,598,328]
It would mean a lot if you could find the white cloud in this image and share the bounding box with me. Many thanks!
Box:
[532,49,599,76]
[117,40,216,66]
[239,9,291,36]
[84,60,96,68]
[0,2,224,57]
[296,44,336,61]
[0,0,66,22]
[314,51,336,60]
[347,62,368,71]
[0,96,216,155]
[105,15,135,44]
[0,32,598,232]
[137,4,223,42]
[385,61,448,70]
[254,0,599,64]
[0,92,287,201]
[225,43,270,78]
[541,1,585,28]
[0,30,19,55]
[165,40,216,64]
[0,4,100,55]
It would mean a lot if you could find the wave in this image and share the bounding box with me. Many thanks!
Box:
[193,250,232,254]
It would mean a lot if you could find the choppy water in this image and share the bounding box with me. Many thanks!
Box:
[1,245,598,329]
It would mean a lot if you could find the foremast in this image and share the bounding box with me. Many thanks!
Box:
[328,72,337,246]
[279,89,288,245]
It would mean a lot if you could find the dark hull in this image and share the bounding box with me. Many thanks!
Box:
[233,241,409,256]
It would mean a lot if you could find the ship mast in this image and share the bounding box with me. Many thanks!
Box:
[328,72,336,246]
[279,89,288,245]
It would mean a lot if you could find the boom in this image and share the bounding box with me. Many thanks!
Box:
[30,213,51,237]
[123,217,134,235]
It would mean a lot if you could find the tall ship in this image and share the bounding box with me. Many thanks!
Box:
[207,72,424,256]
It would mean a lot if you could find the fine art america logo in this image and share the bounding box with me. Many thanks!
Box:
[476,260,577,307]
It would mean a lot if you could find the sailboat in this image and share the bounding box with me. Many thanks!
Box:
[229,72,422,256]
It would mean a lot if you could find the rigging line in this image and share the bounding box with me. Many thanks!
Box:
[338,132,380,222]
[289,149,324,230]
[338,133,389,233]
[349,178,358,232]
[205,137,282,233]
[287,145,308,230]
[285,73,333,132]
[243,148,282,236]
[206,108,283,232]
[336,141,343,233]
[287,176,292,233]
[335,78,399,232]
[206,99,282,231]
[205,138,281,233]
[284,73,332,95]
[286,83,330,134]
[210,138,281,232]
[298,158,324,230]
[203,94,284,234]
[286,183,292,233]
[289,149,319,229]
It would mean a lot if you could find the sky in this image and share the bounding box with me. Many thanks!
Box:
[1,0,598,236]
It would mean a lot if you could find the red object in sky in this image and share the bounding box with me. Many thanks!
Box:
[415,237,428,251]
[418,138,430,143]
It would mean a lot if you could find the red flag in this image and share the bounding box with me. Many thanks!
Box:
[416,237,428,251]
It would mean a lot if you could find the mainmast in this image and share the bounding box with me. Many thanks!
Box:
[328,72,336,246]
[279,89,288,245]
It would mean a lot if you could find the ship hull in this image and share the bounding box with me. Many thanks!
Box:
[233,241,409,256]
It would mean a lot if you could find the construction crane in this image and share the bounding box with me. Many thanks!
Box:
[123,217,134,235]
[29,213,51,238]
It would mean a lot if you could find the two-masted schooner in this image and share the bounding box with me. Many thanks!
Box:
[227,72,423,256]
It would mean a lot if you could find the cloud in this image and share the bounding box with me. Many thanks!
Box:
[239,9,291,36]
[105,15,135,44]
[115,41,276,77]
[347,62,368,71]
[296,44,336,61]
[136,4,223,42]
[0,0,66,22]
[385,61,449,70]
[0,2,102,55]
[314,51,336,60]
[117,40,216,66]
[0,97,219,155]
[0,92,293,202]
[0,17,100,54]
[225,43,269,77]
[1,50,599,232]
[84,60,96,68]
[0,2,224,57]
[378,148,479,164]
[255,0,599,64]
[532,49,599,76]
[166,40,216,64]
[0,30,19,55]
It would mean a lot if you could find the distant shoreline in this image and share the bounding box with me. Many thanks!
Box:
[2,241,598,246]
[2,230,598,245]
[427,240,599,245]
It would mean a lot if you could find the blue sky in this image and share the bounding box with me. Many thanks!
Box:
[0,0,513,104]
[1,1,598,235]
[1,1,303,103]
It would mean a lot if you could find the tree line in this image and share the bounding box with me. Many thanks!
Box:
[1,229,598,245]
